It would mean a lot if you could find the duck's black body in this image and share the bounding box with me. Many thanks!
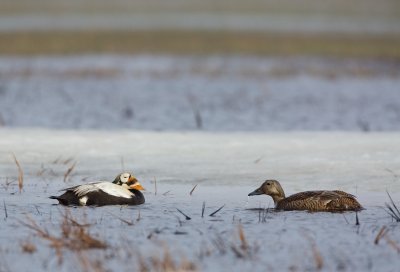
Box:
[50,188,145,206]
[50,173,145,206]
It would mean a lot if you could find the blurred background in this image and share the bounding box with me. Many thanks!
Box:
[0,0,399,131]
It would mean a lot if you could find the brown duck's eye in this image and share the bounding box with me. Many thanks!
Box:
[266,183,270,186]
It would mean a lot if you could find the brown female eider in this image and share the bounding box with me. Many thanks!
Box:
[248,180,363,212]
[50,172,145,206]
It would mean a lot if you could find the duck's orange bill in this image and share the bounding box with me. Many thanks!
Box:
[128,175,138,183]
[130,182,145,191]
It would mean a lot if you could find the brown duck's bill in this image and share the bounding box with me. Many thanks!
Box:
[129,182,145,191]
[248,187,263,196]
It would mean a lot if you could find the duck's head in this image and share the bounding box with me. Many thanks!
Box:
[113,172,145,191]
[248,180,285,199]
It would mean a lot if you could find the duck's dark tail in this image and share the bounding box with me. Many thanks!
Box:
[49,196,68,205]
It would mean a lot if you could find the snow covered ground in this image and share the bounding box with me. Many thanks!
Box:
[0,55,399,131]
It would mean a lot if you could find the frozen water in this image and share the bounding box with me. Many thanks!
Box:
[0,55,399,271]
[0,130,400,271]
[0,55,399,131]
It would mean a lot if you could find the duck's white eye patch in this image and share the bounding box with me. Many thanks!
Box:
[120,173,131,183]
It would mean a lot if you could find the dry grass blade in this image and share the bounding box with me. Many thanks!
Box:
[76,251,107,272]
[64,161,76,182]
[384,235,400,253]
[190,184,198,196]
[194,109,202,129]
[312,243,324,270]
[230,224,255,259]
[154,177,157,196]
[355,212,360,226]
[21,242,37,254]
[3,200,7,219]
[342,214,349,224]
[139,247,197,271]
[238,224,248,251]
[201,201,206,218]
[212,234,227,254]
[176,208,191,220]
[209,204,225,217]
[107,212,134,226]
[12,153,23,193]
[385,191,400,222]
[20,211,107,264]
[63,157,73,165]
[253,156,264,164]
[374,226,389,245]
[303,233,324,270]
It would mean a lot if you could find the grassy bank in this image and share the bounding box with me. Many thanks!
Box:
[1,30,400,58]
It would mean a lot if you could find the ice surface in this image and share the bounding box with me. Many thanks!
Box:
[0,130,400,271]
[0,55,399,131]
[0,55,400,271]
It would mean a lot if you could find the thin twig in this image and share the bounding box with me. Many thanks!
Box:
[374,226,388,245]
[253,156,264,164]
[176,208,191,220]
[385,168,399,179]
[209,204,225,217]
[355,212,360,226]
[64,161,76,182]
[107,212,134,226]
[3,200,7,219]
[385,191,400,221]
[12,153,23,193]
[384,235,400,253]
[53,155,62,164]
[63,157,73,165]
[154,177,157,196]
[190,184,198,196]
[201,201,206,218]
[342,214,349,224]
[34,205,41,216]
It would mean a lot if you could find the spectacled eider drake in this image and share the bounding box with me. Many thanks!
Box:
[50,172,145,206]
[248,180,363,212]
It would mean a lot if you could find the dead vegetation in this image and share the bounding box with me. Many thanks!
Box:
[21,241,37,254]
[230,224,253,259]
[19,209,107,264]
[3,200,7,220]
[374,226,400,253]
[1,30,400,59]
[12,153,24,193]
[189,184,198,196]
[209,204,225,217]
[385,191,400,222]
[64,161,77,182]
[138,247,197,272]
[211,224,257,259]
[258,206,271,223]
[303,233,324,270]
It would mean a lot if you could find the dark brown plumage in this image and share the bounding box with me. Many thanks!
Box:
[248,180,363,212]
